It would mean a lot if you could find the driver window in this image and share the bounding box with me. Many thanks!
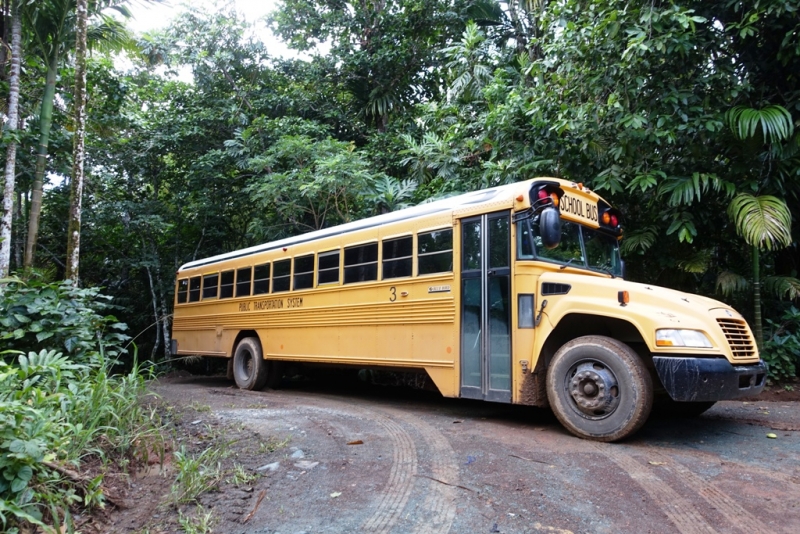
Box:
[516,221,535,260]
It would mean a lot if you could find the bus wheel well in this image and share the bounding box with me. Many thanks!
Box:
[542,314,649,367]
[232,330,260,356]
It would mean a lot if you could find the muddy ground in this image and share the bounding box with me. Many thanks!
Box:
[99,374,800,534]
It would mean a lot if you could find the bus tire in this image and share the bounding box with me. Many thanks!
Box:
[233,337,269,390]
[546,335,653,442]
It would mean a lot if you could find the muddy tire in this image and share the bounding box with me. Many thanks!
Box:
[547,335,653,442]
[232,337,268,390]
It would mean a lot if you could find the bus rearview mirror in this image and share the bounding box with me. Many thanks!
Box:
[540,207,561,249]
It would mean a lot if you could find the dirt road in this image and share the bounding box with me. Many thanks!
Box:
[116,375,800,534]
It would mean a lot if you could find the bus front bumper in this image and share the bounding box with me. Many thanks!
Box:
[653,356,767,402]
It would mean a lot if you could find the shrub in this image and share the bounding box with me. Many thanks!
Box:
[0,276,129,364]
[0,279,163,532]
[761,306,800,381]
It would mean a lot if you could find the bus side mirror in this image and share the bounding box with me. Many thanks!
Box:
[540,207,561,249]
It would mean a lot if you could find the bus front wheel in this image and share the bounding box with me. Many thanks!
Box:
[546,336,653,442]
[233,337,269,390]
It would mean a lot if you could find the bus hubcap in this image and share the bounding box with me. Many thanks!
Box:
[568,362,620,417]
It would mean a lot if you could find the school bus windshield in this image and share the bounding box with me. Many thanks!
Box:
[518,217,623,276]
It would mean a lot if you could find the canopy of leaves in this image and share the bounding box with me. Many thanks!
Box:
[3,0,799,358]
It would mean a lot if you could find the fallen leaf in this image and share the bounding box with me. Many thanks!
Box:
[330,491,342,498]
[347,440,364,445]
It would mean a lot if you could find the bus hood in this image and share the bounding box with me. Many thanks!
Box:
[537,272,758,363]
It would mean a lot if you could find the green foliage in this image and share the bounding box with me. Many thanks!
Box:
[177,504,215,534]
[244,135,387,235]
[365,176,418,214]
[726,105,795,144]
[0,279,163,531]
[269,0,472,127]
[170,445,224,505]
[727,194,792,250]
[762,306,800,380]
[0,346,163,530]
[0,277,129,364]
[716,271,749,297]
[762,276,800,300]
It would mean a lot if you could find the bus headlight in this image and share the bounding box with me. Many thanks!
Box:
[655,329,713,348]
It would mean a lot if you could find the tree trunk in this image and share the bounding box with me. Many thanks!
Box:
[156,267,172,360]
[145,263,162,361]
[0,0,21,279]
[752,245,763,348]
[65,0,89,282]
[24,54,59,268]
[13,189,23,266]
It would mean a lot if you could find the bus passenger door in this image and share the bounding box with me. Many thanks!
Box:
[460,211,512,403]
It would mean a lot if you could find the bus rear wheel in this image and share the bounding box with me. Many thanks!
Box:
[233,337,268,390]
[546,336,653,442]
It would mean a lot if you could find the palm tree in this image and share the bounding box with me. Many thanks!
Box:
[723,104,796,347]
[727,193,793,347]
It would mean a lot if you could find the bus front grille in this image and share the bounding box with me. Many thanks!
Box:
[716,318,757,359]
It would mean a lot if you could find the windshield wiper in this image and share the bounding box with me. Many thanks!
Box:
[559,258,576,270]
[598,266,616,278]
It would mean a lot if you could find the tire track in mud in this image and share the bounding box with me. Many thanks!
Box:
[645,448,777,534]
[360,413,418,533]
[383,408,458,534]
[593,443,719,534]
[258,392,457,534]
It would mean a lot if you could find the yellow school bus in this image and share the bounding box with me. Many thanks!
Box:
[171,178,766,441]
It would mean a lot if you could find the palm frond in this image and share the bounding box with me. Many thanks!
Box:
[762,276,800,300]
[678,249,712,273]
[88,14,133,53]
[619,226,657,255]
[726,104,794,144]
[658,172,733,207]
[716,271,749,296]
[727,193,792,250]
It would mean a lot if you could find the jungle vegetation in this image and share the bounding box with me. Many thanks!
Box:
[0,0,799,528]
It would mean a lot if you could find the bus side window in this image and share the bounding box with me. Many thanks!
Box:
[189,276,201,302]
[253,263,270,295]
[294,254,314,290]
[418,229,453,275]
[202,273,219,300]
[383,236,413,279]
[176,278,189,304]
[236,267,253,297]
[273,259,291,292]
[318,250,340,285]
[344,243,378,284]
[219,270,234,299]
